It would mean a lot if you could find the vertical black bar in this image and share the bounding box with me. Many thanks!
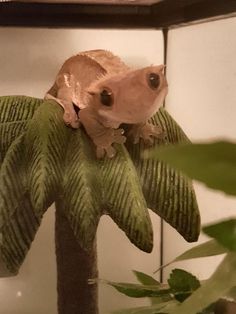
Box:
[160,27,169,283]
[163,28,169,80]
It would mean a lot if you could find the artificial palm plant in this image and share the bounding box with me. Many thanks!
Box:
[0,95,199,313]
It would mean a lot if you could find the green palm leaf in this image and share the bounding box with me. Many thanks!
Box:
[126,108,200,242]
[0,96,42,161]
[0,96,43,275]
[60,131,153,252]
[24,100,70,215]
[101,145,153,253]
[0,135,40,275]
[59,130,101,249]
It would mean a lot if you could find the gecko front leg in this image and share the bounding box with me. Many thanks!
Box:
[128,121,165,145]
[79,108,126,158]
[46,73,81,128]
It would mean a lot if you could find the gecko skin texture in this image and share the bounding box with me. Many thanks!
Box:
[45,49,168,158]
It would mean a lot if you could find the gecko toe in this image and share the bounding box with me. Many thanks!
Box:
[63,111,80,129]
[105,146,116,158]
[96,147,105,159]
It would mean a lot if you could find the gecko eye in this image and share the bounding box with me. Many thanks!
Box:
[100,89,113,107]
[148,73,160,90]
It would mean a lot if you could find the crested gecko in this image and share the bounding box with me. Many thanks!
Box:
[45,49,168,158]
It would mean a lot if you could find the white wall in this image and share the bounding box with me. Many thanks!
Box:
[164,17,236,280]
[0,28,163,314]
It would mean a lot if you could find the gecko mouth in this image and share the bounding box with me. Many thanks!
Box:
[73,103,80,114]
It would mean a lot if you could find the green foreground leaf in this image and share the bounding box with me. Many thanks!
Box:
[133,270,160,286]
[133,270,162,305]
[107,281,171,298]
[175,239,227,262]
[227,286,236,299]
[113,301,178,314]
[203,219,236,252]
[168,269,200,302]
[154,239,227,275]
[170,252,236,314]
[146,141,236,196]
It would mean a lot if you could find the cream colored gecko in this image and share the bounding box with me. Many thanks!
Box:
[45,49,168,158]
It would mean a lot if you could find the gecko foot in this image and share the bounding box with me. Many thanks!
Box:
[63,111,80,129]
[96,146,116,159]
[128,123,165,145]
[94,128,126,158]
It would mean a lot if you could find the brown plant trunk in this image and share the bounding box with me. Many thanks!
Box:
[55,203,98,314]
[214,299,236,314]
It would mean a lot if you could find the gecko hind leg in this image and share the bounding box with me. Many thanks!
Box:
[61,100,80,129]
[45,94,80,129]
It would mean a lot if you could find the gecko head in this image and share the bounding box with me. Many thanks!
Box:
[86,64,168,125]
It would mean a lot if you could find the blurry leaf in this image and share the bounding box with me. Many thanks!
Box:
[169,252,236,314]
[59,129,101,249]
[154,240,226,274]
[203,219,236,252]
[0,96,42,162]
[197,303,215,314]
[132,270,162,306]
[175,239,227,261]
[151,297,173,306]
[227,286,236,299]
[126,108,200,242]
[146,141,236,196]
[107,281,171,298]
[133,270,160,286]
[113,301,178,314]
[101,144,153,253]
[168,269,200,302]
[25,100,70,215]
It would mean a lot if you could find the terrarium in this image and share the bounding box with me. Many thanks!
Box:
[0,1,236,314]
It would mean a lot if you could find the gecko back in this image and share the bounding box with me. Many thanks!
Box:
[45,49,129,128]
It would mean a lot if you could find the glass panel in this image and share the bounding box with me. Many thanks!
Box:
[164,17,236,280]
